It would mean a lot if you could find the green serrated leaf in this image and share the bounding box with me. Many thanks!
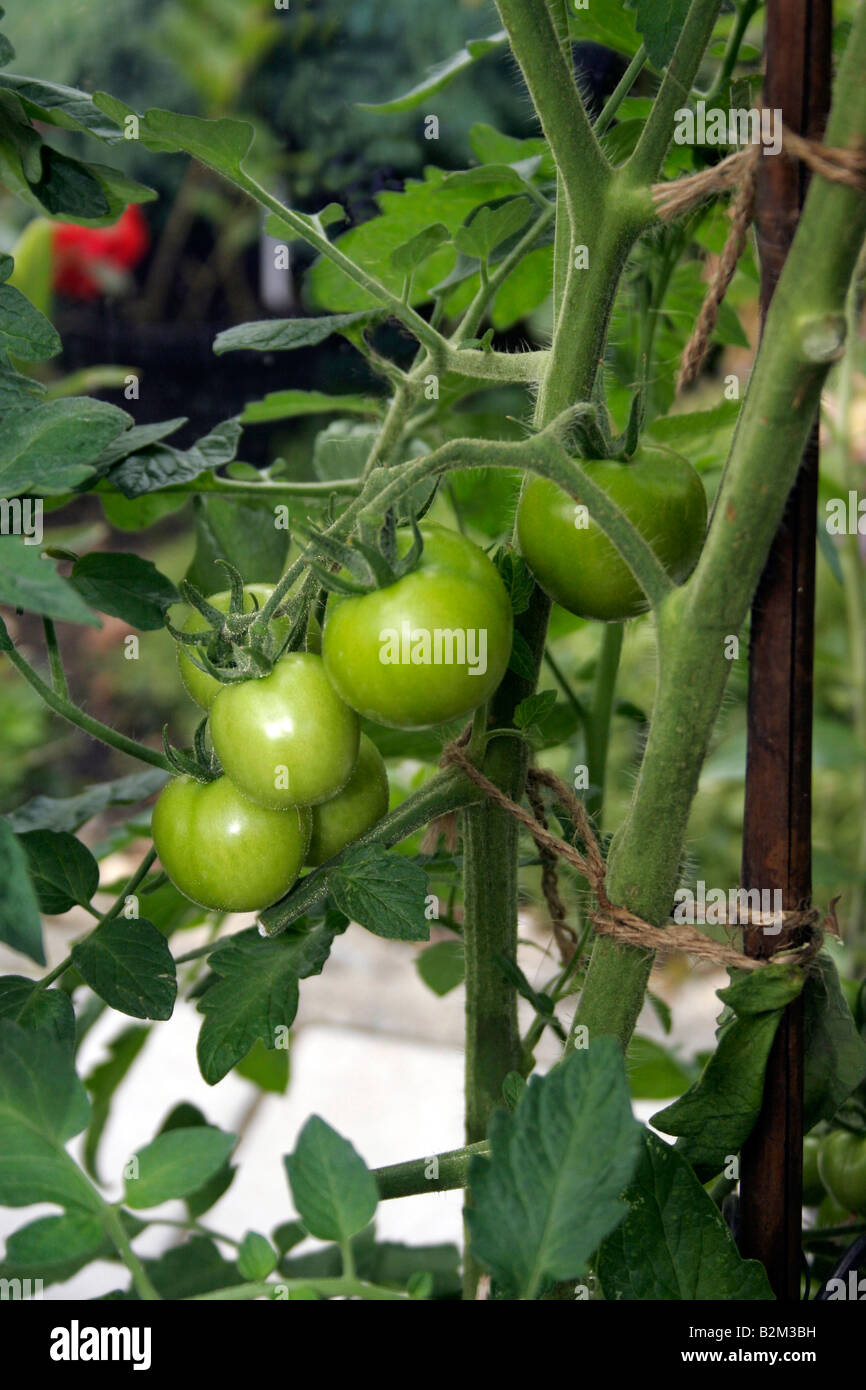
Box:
[627,0,691,70]
[454,198,533,263]
[196,920,341,1086]
[0,1021,96,1209]
[0,976,74,1047]
[803,953,866,1129]
[359,32,508,114]
[69,552,179,631]
[124,1125,236,1209]
[0,397,131,497]
[241,390,380,424]
[0,535,99,627]
[6,768,168,834]
[213,313,377,356]
[83,1025,150,1181]
[0,820,44,963]
[598,1130,773,1299]
[71,919,177,1021]
[106,417,241,498]
[467,1041,641,1298]
[19,829,99,914]
[235,1036,290,1094]
[0,280,60,361]
[652,964,806,1175]
[390,223,451,275]
[329,844,430,942]
[285,1115,378,1243]
[513,690,557,732]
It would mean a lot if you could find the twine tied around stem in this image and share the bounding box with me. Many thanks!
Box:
[651,127,866,394]
[440,738,828,973]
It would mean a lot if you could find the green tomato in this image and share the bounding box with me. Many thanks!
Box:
[177,584,292,710]
[151,775,310,912]
[818,1130,866,1215]
[802,1134,826,1207]
[516,444,707,622]
[306,733,389,866]
[209,652,360,808]
[322,523,513,729]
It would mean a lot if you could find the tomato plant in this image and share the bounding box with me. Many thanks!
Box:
[1,0,866,1326]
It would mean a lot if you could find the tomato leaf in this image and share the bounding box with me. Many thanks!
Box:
[106,416,241,497]
[235,1037,290,1094]
[568,0,642,57]
[6,767,168,834]
[625,1035,696,1100]
[0,819,45,963]
[358,32,508,113]
[18,829,99,914]
[284,1115,378,1243]
[803,953,866,1129]
[196,918,343,1085]
[71,918,177,1021]
[237,1231,277,1281]
[0,1211,108,1287]
[652,964,806,1176]
[157,1101,237,1219]
[0,280,60,360]
[123,1125,236,1209]
[70,551,179,631]
[625,0,690,68]
[92,417,188,473]
[0,535,100,626]
[0,976,74,1047]
[454,197,533,263]
[0,397,131,497]
[185,493,289,593]
[0,1021,97,1209]
[467,1041,641,1298]
[82,1025,150,1181]
[241,390,380,424]
[213,312,378,356]
[329,844,430,942]
[597,1131,773,1299]
[416,940,465,996]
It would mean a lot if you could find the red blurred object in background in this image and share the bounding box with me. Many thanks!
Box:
[52,204,150,299]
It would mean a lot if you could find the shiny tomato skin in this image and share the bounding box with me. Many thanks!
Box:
[306,733,389,866]
[209,652,360,809]
[151,775,311,912]
[322,523,513,729]
[177,584,292,711]
[802,1135,826,1207]
[818,1129,866,1215]
[516,444,707,622]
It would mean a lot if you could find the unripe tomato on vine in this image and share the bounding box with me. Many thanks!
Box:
[516,444,707,622]
[152,775,311,912]
[322,523,513,729]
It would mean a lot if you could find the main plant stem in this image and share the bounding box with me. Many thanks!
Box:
[572,2,866,1048]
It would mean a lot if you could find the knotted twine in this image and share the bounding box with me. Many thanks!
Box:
[651,127,866,394]
[441,739,827,973]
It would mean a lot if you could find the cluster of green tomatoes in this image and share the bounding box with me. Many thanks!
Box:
[152,444,708,917]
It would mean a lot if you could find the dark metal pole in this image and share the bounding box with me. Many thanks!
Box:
[738,0,832,1301]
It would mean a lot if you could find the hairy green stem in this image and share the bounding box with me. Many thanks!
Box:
[628,0,725,182]
[259,766,481,934]
[572,2,866,1049]
[584,622,624,826]
[2,644,171,771]
[42,618,68,698]
[374,1141,490,1200]
[595,45,647,141]
[103,1205,161,1301]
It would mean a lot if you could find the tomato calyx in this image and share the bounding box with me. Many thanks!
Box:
[167,560,305,686]
[162,716,222,783]
[570,379,646,464]
[306,512,424,597]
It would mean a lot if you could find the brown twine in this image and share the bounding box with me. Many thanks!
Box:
[441,741,825,973]
[650,128,866,395]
